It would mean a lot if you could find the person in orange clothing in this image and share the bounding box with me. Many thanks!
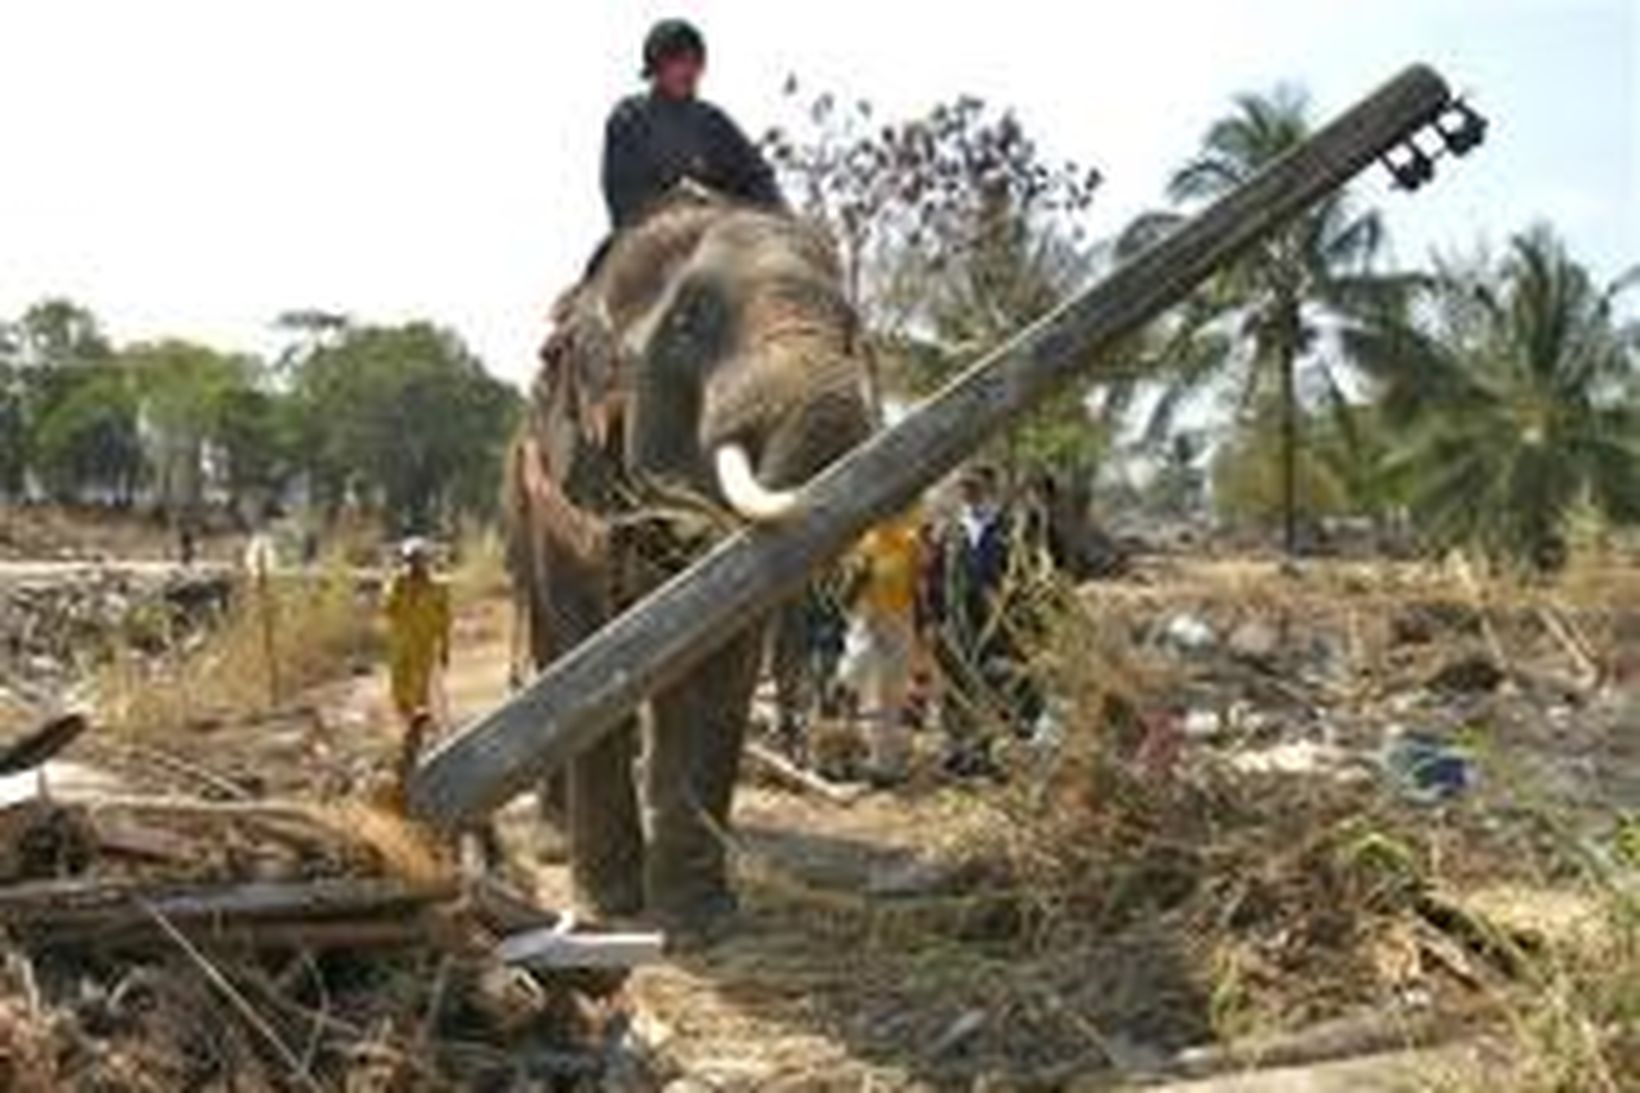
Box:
[838,506,926,784]
[383,538,452,781]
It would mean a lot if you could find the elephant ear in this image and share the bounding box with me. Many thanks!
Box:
[536,296,624,466]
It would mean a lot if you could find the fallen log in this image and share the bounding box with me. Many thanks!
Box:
[0,875,455,934]
[409,65,1464,830]
[124,912,444,951]
[68,793,319,822]
[1164,1004,1476,1081]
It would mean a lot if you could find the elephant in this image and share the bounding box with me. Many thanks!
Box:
[505,188,874,936]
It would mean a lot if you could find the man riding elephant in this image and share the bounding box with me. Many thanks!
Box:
[601,19,785,231]
[507,39,872,937]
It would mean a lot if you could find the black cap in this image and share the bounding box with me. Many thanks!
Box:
[642,18,706,77]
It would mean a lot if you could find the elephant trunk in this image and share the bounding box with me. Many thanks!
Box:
[701,286,870,525]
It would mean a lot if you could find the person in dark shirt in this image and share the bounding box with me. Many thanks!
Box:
[601,19,785,230]
[924,464,1044,776]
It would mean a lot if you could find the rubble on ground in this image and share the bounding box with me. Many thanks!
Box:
[0,567,233,707]
[677,558,1639,1086]
[0,713,658,1091]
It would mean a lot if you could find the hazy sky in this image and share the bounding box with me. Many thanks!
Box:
[1,1,1634,385]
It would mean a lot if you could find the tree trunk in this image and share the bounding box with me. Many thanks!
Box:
[1279,341,1300,556]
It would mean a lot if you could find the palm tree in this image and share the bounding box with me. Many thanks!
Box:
[1119,85,1391,553]
[1346,226,1640,571]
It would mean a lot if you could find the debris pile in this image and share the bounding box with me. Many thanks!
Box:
[730,559,1638,1082]
[1,568,232,705]
[0,715,659,1091]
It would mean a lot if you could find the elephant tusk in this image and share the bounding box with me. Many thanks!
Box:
[714,444,802,523]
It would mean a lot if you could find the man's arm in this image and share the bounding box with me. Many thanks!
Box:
[601,99,650,229]
[703,103,785,210]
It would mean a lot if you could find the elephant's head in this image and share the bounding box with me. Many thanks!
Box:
[592,202,875,523]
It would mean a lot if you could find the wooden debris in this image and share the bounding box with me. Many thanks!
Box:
[0,799,96,881]
[0,712,88,776]
[1168,1006,1459,1079]
[1538,603,1603,690]
[89,816,206,864]
[0,875,455,934]
[744,741,867,805]
[468,874,563,934]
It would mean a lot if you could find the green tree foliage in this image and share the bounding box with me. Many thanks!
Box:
[0,324,26,497]
[1210,405,1352,526]
[287,320,520,533]
[1119,86,1393,554]
[124,340,260,517]
[30,363,143,504]
[1347,226,1640,570]
[8,300,143,503]
[213,383,297,512]
[1,300,520,533]
[1210,395,1410,534]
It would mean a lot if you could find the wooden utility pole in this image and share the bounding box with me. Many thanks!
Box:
[409,64,1462,830]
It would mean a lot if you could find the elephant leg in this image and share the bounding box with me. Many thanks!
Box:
[568,716,644,917]
[521,594,573,836]
[517,519,642,912]
[544,572,644,917]
[642,625,764,929]
[768,599,810,756]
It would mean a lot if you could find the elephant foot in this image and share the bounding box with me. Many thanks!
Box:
[575,877,646,923]
[573,849,646,921]
[653,889,740,953]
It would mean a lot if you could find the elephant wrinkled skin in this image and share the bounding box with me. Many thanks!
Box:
[505,190,873,934]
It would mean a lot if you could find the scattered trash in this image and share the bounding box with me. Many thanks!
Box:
[1182,707,1222,740]
[1229,739,1357,778]
[1161,613,1216,654]
[0,566,231,696]
[1227,618,1281,663]
[927,1008,988,1060]
[1426,654,1506,695]
[1382,728,1473,803]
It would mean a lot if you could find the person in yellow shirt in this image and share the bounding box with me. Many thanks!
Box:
[383,538,452,778]
[838,506,925,784]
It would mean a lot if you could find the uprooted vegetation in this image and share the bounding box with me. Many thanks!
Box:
[626,554,1640,1088]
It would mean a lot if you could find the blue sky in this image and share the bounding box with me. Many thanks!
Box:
[0,0,1633,384]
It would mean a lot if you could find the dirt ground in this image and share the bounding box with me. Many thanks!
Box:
[191,595,1034,1085]
[6,544,1638,1089]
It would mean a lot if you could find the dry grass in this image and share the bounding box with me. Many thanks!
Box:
[686,552,1639,1085]
[98,561,380,738]
[1430,758,1640,1092]
[449,525,511,604]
